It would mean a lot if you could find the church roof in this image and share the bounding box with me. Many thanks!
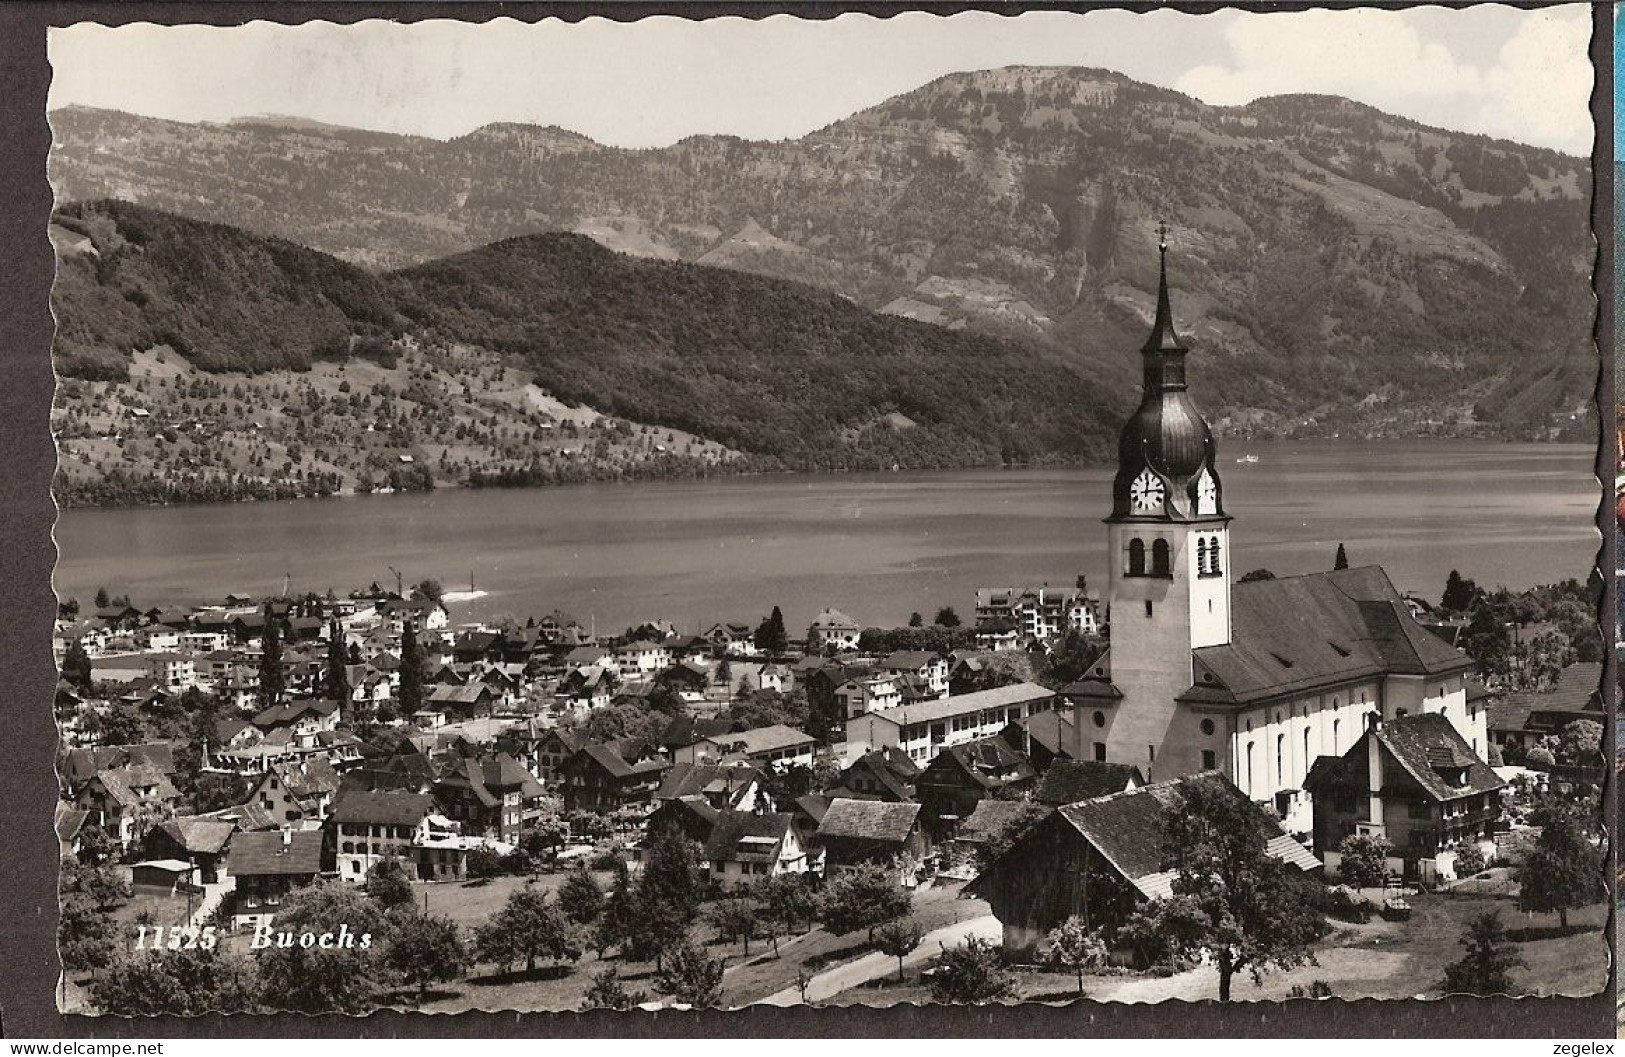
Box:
[1184,566,1471,707]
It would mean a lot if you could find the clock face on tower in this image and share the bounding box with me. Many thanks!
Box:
[1129,470,1165,514]
[1195,469,1217,515]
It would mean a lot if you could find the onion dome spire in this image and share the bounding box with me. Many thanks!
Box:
[1143,220,1186,359]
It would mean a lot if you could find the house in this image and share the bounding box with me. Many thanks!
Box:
[242,757,342,829]
[704,622,758,656]
[834,673,902,720]
[952,798,1038,857]
[559,666,616,709]
[969,772,1321,961]
[1001,710,1077,772]
[877,652,950,699]
[655,715,738,756]
[140,817,237,884]
[1487,662,1603,753]
[251,699,341,743]
[914,737,1039,838]
[432,754,545,843]
[702,811,808,887]
[1303,713,1505,883]
[561,646,618,677]
[973,619,1022,652]
[227,829,324,931]
[807,609,861,653]
[72,765,181,849]
[835,746,920,802]
[1033,759,1144,806]
[654,762,762,812]
[56,803,90,858]
[60,742,177,794]
[330,789,435,882]
[496,720,585,785]
[816,798,929,882]
[845,682,1058,765]
[615,639,674,674]
[426,683,495,720]
[558,740,671,813]
[646,797,722,846]
[707,725,818,770]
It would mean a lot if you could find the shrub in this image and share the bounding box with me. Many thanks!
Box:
[1453,842,1487,878]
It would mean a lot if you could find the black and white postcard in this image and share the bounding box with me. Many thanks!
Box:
[41,7,1609,1016]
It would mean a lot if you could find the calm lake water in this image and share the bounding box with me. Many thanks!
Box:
[54,440,1600,635]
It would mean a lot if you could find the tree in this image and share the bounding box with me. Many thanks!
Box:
[593,867,638,958]
[90,946,258,1016]
[62,859,130,910]
[1336,833,1392,890]
[61,639,93,691]
[583,966,646,1010]
[756,872,818,941]
[1442,912,1525,995]
[398,618,425,717]
[254,881,389,1013]
[58,892,118,975]
[1518,810,1603,929]
[928,936,1015,1004]
[465,845,504,880]
[1453,841,1487,878]
[257,602,284,710]
[382,911,468,1002]
[908,612,924,627]
[753,606,789,654]
[654,938,725,1007]
[819,863,912,941]
[557,864,604,925]
[976,800,1051,869]
[1549,719,1602,767]
[364,856,415,911]
[1142,780,1324,1001]
[934,606,962,628]
[413,579,445,604]
[874,917,923,983]
[1442,569,1479,614]
[1462,605,1511,678]
[325,619,352,712]
[1238,569,1276,583]
[94,586,110,610]
[1045,915,1108,995]
[473,886,578,974]
[637,825,703,925]
[708,897,759,956]
[1333,543,1349,571]
[1524,745,1556,769]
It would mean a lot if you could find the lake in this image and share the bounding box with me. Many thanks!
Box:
[53,440,1600,636]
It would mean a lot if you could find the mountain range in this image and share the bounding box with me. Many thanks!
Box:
[48,65,1598,478]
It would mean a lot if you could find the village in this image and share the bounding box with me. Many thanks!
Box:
[53,248,1609,1015]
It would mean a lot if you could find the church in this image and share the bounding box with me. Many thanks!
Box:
[1064,231,1488,833]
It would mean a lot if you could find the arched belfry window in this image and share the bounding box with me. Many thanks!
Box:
[1151,539,1172,578]
[1203,536,1224,578]
[1128,538,1146,577]
[1196,538,1210,575]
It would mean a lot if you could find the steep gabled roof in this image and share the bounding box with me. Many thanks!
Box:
[1035,760,1143,805]
[1191,567,1470,705]
[921,737,1037,790]
[818,798,922,844]
[226,829,323,877]
[1374,713,1505,802]
[702,810,794,862]
[331,789,434,827]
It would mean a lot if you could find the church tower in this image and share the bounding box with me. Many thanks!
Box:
[1096,226,1232,778]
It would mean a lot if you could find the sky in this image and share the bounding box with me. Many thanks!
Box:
[48,6,1594,155]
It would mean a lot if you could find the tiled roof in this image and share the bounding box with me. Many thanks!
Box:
[1055,772,1319,900]
[655,763,760,802]
[155,816,237,855]
[1491,663,1603,732]
[1190,567,1471,705]
[702,811,794,862]
[226,829,323,877]
[923,737,1037,790]
[1374,713,1505,802]
[718,724,815,756]
[956,798,1036,842]
[817,798,922,844]
[331,789,434,826]
[1035,760,1143,805]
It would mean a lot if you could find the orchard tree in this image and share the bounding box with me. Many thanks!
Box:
[1140,780,1323,1001]
[254,881,390,1013]
[91,946,258,1016]
[819,863,912,941]
[654,939,724,1008]
[383,912,468,1002]
[756,872,818,940]
[708,897,758,957]
[557,864,604,925]
[474,886,578,974]
[583,966,647,1011]
[1518,810,1604,929]
[874,917,923,983]
[364,856,415,911]
[1045,915,1108,995]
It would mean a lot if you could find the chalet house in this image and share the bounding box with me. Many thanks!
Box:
[536,612,593,647]
[1487,662,1603,753]
[140,817,237,884]
[243,757,342,829]
[835,746,920,802]
[807,609,861,653]
[60,742,176,795]
[647,796,722,846]
[558,739,671,813]
[73,765,181,849]
[835,673,902,720]
[877,652,950,699]
[846,682,1058,765]
[969,772,1321,961]
[228,829,324,931]
[1304,713,1505,883]
[703,811,808,887]
[331,789,435,882]
[654,762,762,812]
[562,646,618,677]
[799,660,866,726]
[432,754,545,843]
[1001,710,1077,772]
[532,728,589,786]
[559,666,616,709]
[1033,759,1143,806]
[426,683,495,721]
[452,630,509,664]
[974,619,1022,652]
[251,699,341,744]
[704,622,757,656]
[914,737,1039,838]
[495,719,583,784]
[816,798,930,883]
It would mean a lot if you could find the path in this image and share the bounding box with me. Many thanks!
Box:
[757,914,1001,1006]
